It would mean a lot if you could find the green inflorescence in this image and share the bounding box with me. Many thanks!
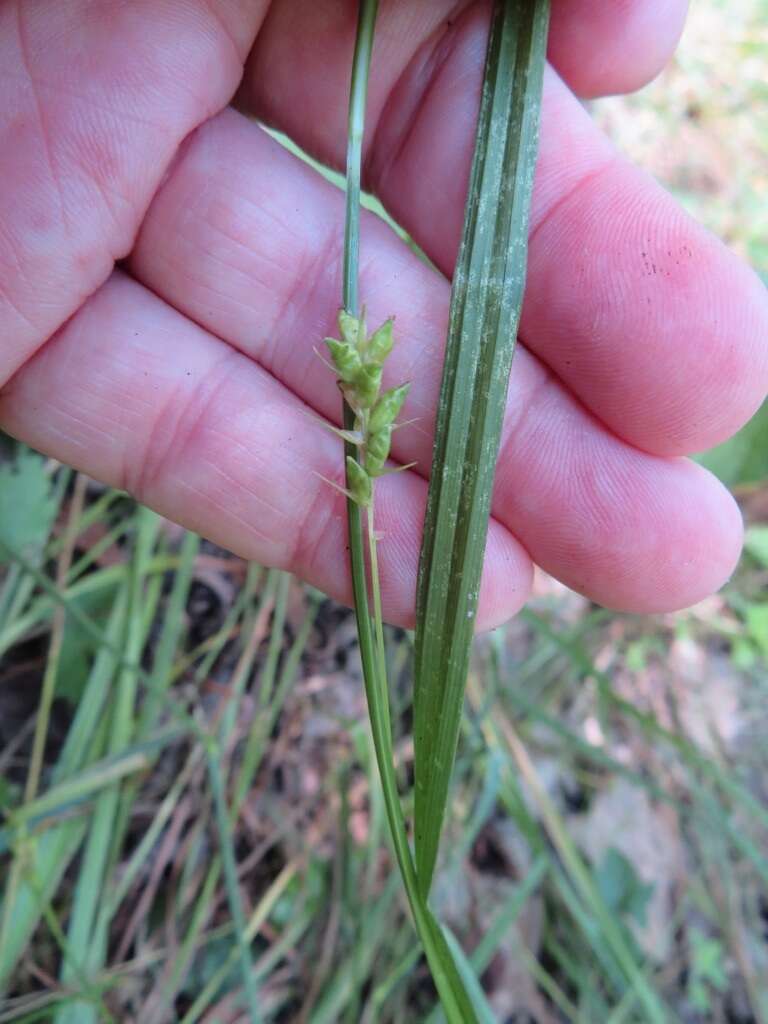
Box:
[324,310,410,508]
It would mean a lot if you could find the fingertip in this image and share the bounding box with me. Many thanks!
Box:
[548,0,689,98]
[592,459,744,615]
[524,139,768,457]
[476,522,535,632]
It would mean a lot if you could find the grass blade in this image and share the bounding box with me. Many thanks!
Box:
[413,0,550,896]
[233,582,318,810]
[54,508,159,1024]
[139,528,200,732]
[205,742,261,1024]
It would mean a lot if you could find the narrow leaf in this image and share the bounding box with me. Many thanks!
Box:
[414,0,551,895]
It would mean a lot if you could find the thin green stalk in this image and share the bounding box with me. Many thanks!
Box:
[192,565,262,686]
[66,519,128,585]
[139,528,200,731]
[49,488,122,558]
[232,586,318,810]
[342,0,376,644]
[366,500,389,722]
[365,945,422,1022]
[342,0,377,318]
[255,569,290,710]
[205,743,261,1024]
[24,473,86,803]
[218,565,276,743]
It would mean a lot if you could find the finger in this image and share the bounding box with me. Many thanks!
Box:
[548,0,689,97]
[0,0,265,385]
[0,272,531,631]
[243,0,687,173]
[370,59,768,457]
[240,6,768,458]
[129,110,743,613]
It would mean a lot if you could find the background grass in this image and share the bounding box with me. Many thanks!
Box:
[1,1,767,1021]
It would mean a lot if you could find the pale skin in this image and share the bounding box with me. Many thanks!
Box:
[1,0,767,629]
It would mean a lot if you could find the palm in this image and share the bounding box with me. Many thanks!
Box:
[1,0,766,627]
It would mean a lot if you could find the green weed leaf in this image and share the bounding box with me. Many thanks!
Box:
[0,448,57,564]
[594,848,654,927]
[687,928,728,1012]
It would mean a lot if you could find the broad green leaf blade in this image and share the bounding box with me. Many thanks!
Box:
[414,0,550,896]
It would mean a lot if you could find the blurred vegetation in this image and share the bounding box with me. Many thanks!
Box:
[1,2,767,1022]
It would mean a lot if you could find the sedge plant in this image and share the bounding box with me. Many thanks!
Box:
[327,0,550,1017]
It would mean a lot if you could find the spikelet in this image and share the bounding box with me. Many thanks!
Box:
[321,311,411,507]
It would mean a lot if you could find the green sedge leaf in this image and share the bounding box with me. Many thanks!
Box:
[413,0,551,897]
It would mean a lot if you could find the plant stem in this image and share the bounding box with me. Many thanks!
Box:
[343,0,377,720]
[366,501,389,704]
[343,0,378,317]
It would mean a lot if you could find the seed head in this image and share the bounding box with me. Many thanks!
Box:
[346,456,372,507]
[369,382,410,433]
[325,338,362,382]
[367,318,394,365]
[339,310,365,350]
[365,425,392,476]
[323,310,410,506]
[350,362,383,408]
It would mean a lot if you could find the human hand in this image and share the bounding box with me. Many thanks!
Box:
[1,0,766,629]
